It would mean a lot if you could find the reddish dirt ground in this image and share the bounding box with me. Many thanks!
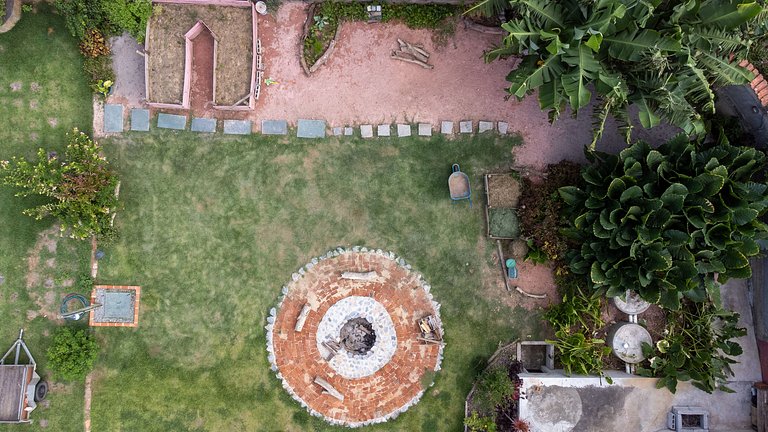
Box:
[189,29,215,113]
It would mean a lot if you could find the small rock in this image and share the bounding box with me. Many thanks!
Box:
[30,82,41,92]
[39,419,48,428]
[344,127,353,136]
[0,274,4,285]
[332,127,342,136]
[10,82,22,92]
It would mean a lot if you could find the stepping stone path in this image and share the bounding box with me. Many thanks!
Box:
[191,118,217,133]
[297,119,326,138]
[262,120,288,135]
[460,121,473,134]
[360,124,373,138]
[377,124,391,137]
[130,109,150,132]
[441,121,453,135]
[478,121,494,133]
[103,104,124,133]
[498,121,509,135]
[333,127,343,136]
[418,123,432,137]
[224,120,252,135]
[344,127,353,136]
[157,113,187,130]
[397,124,411,137]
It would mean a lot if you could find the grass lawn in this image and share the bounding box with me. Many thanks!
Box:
[88,131,543,431]
[0,6,93,432]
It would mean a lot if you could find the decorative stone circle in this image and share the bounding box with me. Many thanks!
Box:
[266,247,444,427]
[316,296,397,379]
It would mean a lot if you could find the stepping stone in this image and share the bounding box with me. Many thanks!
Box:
[377,124,391,137]
[191,118,217,133]
[460,120,473,134]
[360,124,374,138]
[297,119,326,138]
[130,108,149,132]
[479,121,494,133]
[157,113,187,130]
[333,127,343,136]
[498,121,509,135]
[397,124,411,137]
[344,127,353,136]
[441,121,453,134]
[418,123,432,137]
[224,120,252,135]
[262,120,288,135]
[103,104,124,133]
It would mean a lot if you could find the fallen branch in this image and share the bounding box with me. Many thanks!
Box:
[515,286,547,299]
[390,50,433,69]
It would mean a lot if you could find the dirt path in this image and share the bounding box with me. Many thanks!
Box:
[84,373,92,432]
[189,29,215,114]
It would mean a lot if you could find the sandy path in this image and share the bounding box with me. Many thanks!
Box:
[256,3,678,168]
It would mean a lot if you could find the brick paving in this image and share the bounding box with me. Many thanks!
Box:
[267,250,442,427]
[89,285,141,327]
[739,59,768,107]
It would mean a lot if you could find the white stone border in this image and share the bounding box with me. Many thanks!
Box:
[265,246,445,428]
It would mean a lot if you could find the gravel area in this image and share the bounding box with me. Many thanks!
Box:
[107,33,146,107]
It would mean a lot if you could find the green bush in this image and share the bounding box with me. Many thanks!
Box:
[465,411,497,432]
[54,0,152,43]
[560,134,768,309]
[83,54,115,89]
[1,128,120,240]
[382,4,458,29]
[46,327,98,380]
[472,367,515,415]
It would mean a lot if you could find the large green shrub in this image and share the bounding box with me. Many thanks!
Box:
[472,366,516,415]
[638,300,746,393]
[54,0,152,42]
[1,129,120,240]
[560,134,768,309]
[46,327,98,380]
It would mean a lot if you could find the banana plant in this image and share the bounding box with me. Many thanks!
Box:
[559,132,768,309]
[486,0,765,148]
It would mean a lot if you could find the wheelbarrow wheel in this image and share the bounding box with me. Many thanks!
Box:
[34,381,48,402]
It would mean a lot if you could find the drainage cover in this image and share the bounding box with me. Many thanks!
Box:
[608,322,652,364]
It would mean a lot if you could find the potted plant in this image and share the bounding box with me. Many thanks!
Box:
[95,79,113,98]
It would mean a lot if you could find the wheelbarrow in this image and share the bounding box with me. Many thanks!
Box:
[448,164,472,207]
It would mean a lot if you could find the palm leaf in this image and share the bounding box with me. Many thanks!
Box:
[562,44,601,110]
[518,0,566,28]
[696,51,753,85]
[698,1,763,29]
[605,29,681,61]
[506,54,563,98]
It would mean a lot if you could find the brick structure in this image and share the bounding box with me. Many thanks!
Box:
[266,248,444,427]
[739,59,768,107]
[89,285,141,328]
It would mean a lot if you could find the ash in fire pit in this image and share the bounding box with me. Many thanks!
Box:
[340,318,376,354]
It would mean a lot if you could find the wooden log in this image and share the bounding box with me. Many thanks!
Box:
[340,271,378,281]
[397,38,430,58]
[314,376,344,401]
[496,240,510,293]
[294,303,311,332]
[390,51,433,69]
[417,336,443,345]
[233,92,252,107]
[515,286,547,299]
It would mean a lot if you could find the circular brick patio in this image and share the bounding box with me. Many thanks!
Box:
[265,247,444,427]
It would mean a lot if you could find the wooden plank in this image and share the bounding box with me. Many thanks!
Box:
[758,382,768,432]
[294,304,311,332]
[0,366,26,421]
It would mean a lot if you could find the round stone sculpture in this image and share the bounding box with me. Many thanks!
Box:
[608,322,653,364]
[265,248,444,427]
[613,290,651,315]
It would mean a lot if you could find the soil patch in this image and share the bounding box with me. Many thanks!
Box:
[188,27,215,113]
[488,208,519,238]
[487,174,520,208]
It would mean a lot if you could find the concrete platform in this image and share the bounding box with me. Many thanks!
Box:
[377,124,391,137]
[297,119,326,138]
[191,118,216,133]
[360,125,373,138]
[103,104,124,133]
[130,108,149,132]
[397,124,411,137]
[157,113,186,130]
[262,120,288,135]
[223,120,251,135]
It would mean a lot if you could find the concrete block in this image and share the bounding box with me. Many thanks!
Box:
[191,118,217,133]
[297,119,326,138]
[360,124,374,138]
[157,113,187,130]
[223,120,252,135]
[130,108,149,132]
[418,123,432,137]
[377,124,391,137]
[397,124,411,137]
[104,104,124,133]
[262,120,288,135]
[460,120,473,134]
[441,121,453,134]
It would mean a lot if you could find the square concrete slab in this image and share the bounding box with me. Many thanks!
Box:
[333,127,343,136]
[130,108,149,132]
[441,121,453,134]
[460,120,473,133]
[262,120,288,135]
[344,127,353,136]
[103,292,134,320]
[498,121,509,135]
[157,113,187,130]
[297,119,326,138]
[418,123,432,137]
[397,124,411,137]
[377,124,391,137]
[191,118,217,133]
[104,104,124,133]
[361,124,373,138]
[479,121,494,133]
[224,120,252,135]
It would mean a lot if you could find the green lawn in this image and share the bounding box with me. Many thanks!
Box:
[89,131,542,432]
[0,8,544,432]
[0,6,93,432]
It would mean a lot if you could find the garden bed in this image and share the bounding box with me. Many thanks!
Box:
[485,173,521,239]
[146,4,252,106]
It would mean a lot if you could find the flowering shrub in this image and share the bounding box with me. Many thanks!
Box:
[1,129,119,240]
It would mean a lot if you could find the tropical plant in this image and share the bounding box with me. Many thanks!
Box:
[46,327,99,380]
[472,366,518,414]
[638,299,746,393]
[94,79,113,98]
[486,0,766,147]
[1,129,120,240]
[559,133,768,309]
[465,411,498,432]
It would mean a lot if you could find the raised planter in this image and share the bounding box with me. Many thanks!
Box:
[300,3,341,76]
[0,0,21,34]
[484,174,520,240]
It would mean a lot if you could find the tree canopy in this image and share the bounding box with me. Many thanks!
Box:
[486,0,767,147]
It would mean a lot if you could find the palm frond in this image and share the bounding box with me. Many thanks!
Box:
[696,51,753,86]
[518,0,567,28]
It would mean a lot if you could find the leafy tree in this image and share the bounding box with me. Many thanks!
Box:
[486,0,766,147]
[46,327,99,381]
[559,133,768,309]
[1,129,120,240]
